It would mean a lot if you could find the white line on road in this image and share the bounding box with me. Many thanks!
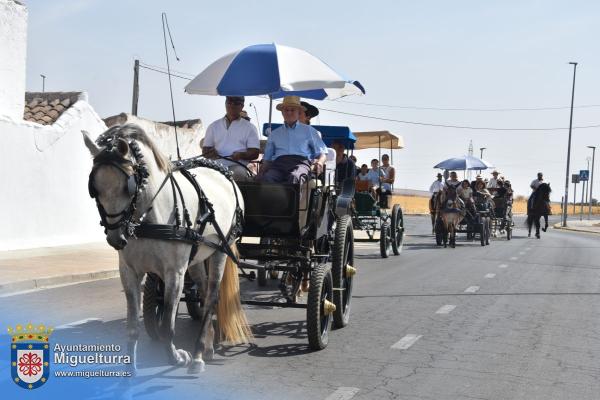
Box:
[499,264,508,268]
[485,273,496,279]
[391,334,423,350]
[435,305,456,314]
[525,247,532,251]
[464,286,480,293]
[325,387,360,400]
[519,251,526,255]
[510,257,518,261]
[56,318,103,329]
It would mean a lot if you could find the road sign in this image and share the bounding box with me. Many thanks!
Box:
[572,174,581,184]
[579,170,589,181]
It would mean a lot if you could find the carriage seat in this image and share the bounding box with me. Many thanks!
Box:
[354,191,379,216]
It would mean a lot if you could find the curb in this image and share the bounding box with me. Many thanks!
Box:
[552,223,600,235]
[0,269,120,296]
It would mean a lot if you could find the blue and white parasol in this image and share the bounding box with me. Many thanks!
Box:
[434,155,495,171]
[184,43,364,100]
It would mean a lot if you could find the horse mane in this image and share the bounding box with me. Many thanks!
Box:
[96,124,170,172]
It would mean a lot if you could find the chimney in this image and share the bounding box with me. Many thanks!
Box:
[0,0,28,120]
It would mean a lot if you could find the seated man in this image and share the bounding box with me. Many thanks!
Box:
[202,96,260,181]
[259,96,327,184]
[331,140,356,187]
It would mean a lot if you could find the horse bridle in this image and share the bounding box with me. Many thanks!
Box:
[88,137,149,234]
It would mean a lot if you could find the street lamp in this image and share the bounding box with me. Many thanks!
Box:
[479,147,486,159]
[588,146,596,219]
[40,74,46,92]
[562,62,578,227]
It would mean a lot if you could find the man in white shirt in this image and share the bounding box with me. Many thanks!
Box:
[202,96,260,181]
[487,170,500,189]
[429,173,445,195]
[530,172,544,190]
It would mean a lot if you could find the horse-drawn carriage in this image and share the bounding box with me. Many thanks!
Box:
[433,186,492,247]
[234,171,356,350]
[351,131,405,258]
[490,193,514,240]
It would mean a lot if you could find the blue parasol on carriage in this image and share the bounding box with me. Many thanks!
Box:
[434,155,494,171]
[184,43,364,100]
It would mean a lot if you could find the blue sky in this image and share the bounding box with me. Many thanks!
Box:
[24,0,600,200]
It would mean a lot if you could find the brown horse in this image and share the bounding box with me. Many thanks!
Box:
[435,186,465,248]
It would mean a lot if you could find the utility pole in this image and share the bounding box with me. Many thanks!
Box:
[580,171,585,220]
[40,74,46,92]
[588,146,596,219]
[132,59,140,116]
[562,62,578,227]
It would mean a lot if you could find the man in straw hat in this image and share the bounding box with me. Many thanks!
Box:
[259,96,328,184]
[202,96,260,181]
[487,170,501,192]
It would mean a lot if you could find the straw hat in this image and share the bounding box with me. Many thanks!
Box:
[276,96,306,111]
[492,170,499,175]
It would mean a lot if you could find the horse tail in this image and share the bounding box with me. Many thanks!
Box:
[216,243,253,344]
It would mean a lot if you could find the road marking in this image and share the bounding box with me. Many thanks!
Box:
[391,334,422,350]
[485,273,496,279]
[499,264,508,268]
[56,318,102,329]
[325,387,360,400]
[525,247,532,251]
[519,251,526,255]
[510,256,518,261]
[435,305,456,314]
[464,286,480,293]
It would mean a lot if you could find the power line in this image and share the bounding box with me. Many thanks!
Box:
[138,61,195,78]
[318,107,600,132]
[329,99,600,112]
[138,64,192,81]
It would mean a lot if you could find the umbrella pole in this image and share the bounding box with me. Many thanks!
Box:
[268,95,273,135]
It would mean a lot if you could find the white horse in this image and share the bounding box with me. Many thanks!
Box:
[83,124,251,374]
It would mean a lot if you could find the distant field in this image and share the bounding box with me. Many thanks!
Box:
[389,194,600,216]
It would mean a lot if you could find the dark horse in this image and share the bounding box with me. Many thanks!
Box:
[527,183,551,239]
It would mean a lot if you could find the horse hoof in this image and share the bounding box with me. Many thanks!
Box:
[542,227,547,232]
[528,233,531,238]
[188,359,206,374]
[172,349,192,367]
[203,347,215,361]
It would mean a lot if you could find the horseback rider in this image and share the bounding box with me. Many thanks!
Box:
[429,173,445,196]
[530,172,544,190]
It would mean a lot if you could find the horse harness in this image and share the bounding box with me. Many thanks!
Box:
[88,134,243,264]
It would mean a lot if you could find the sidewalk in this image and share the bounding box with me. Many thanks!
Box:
[0,242,118,296]
[553,219,600,235]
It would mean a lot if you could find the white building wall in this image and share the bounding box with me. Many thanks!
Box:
[0,0,27,120]
[0,98,107,251]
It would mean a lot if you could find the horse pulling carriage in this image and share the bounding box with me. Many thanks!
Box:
[351,131,405,258]
[432,185,493,248]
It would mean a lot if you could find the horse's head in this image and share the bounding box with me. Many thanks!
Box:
[83,125,160,250]
[538,182,552,199]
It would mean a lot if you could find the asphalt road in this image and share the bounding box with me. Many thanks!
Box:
[2,215,600,400]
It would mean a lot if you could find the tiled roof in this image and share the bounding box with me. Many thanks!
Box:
[23,92,82,125]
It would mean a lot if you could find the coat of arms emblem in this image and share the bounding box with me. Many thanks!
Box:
[8,323,53,390]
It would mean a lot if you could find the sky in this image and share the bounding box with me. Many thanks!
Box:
[23,0,600,201]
